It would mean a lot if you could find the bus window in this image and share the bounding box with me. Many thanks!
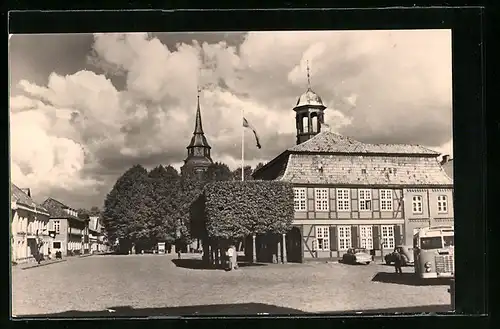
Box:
[443,235,454,247]
[420,237,443,250]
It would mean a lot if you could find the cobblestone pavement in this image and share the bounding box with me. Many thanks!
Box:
[11,254,452,317]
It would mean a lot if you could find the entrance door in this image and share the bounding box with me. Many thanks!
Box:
[286,227,303,263]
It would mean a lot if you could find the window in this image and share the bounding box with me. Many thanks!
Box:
[380,189,393,211]
[293,188,307,211]
[358,189,372,211]
[437,195,448,213]
[443,235,454,247]
[53,241,61,249]
[412,195,423,214]
[420,237,442,250]
[53,220,60,234]
[314,226,330,251]
[338,226,352,251]
[315,188,329,211]
[336,189,350,211]
[381,225,395,249]
[359,226,373,250]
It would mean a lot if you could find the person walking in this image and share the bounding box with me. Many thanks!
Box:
[394,249,403,275]
[231,244,238,270]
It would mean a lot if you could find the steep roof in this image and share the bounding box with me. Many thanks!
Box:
[11,183,49,214]
[41,198,84,221]
[287,130,439,156]
[280,154,452,186]
[442,159,454,180]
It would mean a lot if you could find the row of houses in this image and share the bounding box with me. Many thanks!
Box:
[10,184,108,264]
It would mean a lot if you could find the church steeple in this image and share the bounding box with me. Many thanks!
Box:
[181,88,213,179]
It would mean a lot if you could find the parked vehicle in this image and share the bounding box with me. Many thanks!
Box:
[385,245,415,266]
[342,248,372,265]
[413,226,454,279]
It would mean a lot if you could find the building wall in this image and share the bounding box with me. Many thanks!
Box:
[299,223,405,261]
[294,186,404,221]
[11,208,51,263]
[49,218,69,255]
[403,188,454,245]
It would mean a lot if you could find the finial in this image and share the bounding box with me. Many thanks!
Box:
[306,60,311,89]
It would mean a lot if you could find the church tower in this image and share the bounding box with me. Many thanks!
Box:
[181,89,213,179]
[293,61,327,145]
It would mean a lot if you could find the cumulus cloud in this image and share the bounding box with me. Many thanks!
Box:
[9,30,452,208]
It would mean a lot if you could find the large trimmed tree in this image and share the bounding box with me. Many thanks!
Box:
[193,180,294,264]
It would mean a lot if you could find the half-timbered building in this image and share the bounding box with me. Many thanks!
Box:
[253,86,453,262]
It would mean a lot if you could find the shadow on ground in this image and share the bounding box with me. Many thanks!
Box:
[372,272,453,286]
[16,303,452,318]
[17,303,306,318]
[172,258,267,270]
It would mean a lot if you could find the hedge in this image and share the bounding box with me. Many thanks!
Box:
[201,180,294,239]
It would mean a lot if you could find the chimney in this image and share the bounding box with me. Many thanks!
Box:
[441,155,450,165]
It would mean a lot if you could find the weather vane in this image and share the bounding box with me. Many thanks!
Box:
[306,60,311,89]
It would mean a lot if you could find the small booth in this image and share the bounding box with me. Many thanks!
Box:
[157,242,166,254]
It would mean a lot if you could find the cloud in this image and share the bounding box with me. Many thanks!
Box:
[9,30,453,208]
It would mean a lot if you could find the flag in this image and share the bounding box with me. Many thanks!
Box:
[243,117,262,149]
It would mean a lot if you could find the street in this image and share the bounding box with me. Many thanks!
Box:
[12,254,452,317]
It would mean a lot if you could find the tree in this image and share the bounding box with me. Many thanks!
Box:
[197,180,295,240]
[232,166,254,181]
[102,164,150,251]
[89,206,101,216]
[208,162,232,181]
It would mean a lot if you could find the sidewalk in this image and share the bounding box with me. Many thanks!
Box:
[17,259,67,270]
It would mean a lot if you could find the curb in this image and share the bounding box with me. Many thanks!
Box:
[20,259,67,270]
[79,254,93,258]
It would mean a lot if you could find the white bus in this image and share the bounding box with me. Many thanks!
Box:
[413,225,454,279]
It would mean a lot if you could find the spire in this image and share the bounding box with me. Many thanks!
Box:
[187,87,211,149]
[306,60,311,90]
[194,86,204,134]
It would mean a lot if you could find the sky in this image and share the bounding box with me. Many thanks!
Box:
[9,30,453,209]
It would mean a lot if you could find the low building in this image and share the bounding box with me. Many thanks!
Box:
[42,198,90,256]
[11,183,52,264]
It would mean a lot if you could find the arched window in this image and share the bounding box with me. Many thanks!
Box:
[302,116,309,133]
[311,114,318,133]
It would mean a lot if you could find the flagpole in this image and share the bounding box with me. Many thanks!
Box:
[241,108,245,181]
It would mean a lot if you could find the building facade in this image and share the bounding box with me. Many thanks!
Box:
[89,215,106,253]
[253,87,454,262]
[11,184,52,264]
[42,198,90,256]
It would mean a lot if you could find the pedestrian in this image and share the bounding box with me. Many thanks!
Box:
[394,249,403,275]
[230,244,238,270]
[48,248,52,260]
[226,245,234,271]
[177,244,181,259]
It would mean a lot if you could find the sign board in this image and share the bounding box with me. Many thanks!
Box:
[158,242,166,254]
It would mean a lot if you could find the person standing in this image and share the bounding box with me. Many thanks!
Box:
[231,245,238,270]
[226,246,234,271]
[394,249,403,275]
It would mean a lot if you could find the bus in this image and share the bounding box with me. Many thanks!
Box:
[413,225,454,279]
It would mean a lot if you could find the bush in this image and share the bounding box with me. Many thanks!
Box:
[202,180,294,240]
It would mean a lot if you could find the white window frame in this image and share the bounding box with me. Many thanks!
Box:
[380,189,393,211]
[381,225,395,249]
[293,188,307,212]
[437,195,448,213]
[314,188,329,212]
[412,195,423,214]
[358,189,372,211]
[314,226,330,251]
[359,225,373,250]
[54,220,60,234]
[336,188,351,211]
[338,226,352,251]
